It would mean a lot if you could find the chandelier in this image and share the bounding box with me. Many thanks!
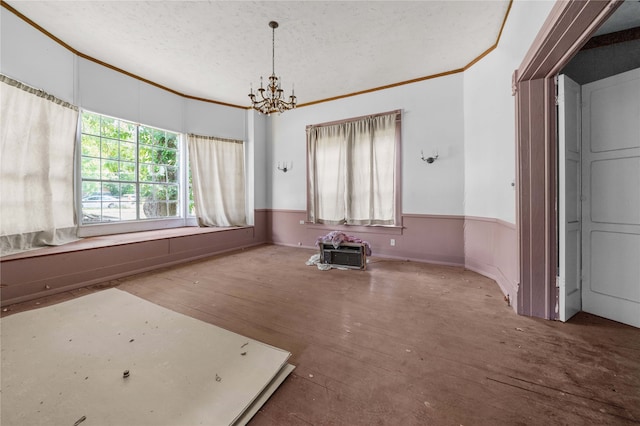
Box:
[248,21,296,114]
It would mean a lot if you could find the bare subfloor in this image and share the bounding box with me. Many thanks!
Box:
[3,245,639,425]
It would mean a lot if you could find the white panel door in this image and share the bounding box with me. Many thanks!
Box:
[558,74,582,322]
[582,68,640,328]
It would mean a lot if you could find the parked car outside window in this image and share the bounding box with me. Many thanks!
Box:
[82,195,119,209]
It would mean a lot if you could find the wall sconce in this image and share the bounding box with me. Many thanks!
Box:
[421,151,439,164]
[277,161,292,173]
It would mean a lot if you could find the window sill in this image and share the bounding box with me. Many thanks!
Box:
[306,223,404,236]
[77,217,198,238]
[1,226,249,261]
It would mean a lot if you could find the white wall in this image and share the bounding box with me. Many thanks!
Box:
[250,111,268,210]
[1,8,75,103]
[463,0,555,223]
[183,98,245,139]
[269,73,465,215]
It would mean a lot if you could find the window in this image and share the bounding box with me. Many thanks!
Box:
[306,110,401,226]
[80,112,183,224]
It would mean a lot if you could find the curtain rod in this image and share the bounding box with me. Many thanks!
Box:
[187,134,243,144]
[1,74,78,111]
[306,109,401,130]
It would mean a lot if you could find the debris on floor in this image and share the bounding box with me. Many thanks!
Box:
[305,253,338,271]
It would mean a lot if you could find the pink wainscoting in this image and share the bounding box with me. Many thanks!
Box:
[463,216,518,311]
[395,215,465,265]
[267,210,465,266]
[1,219,268,306]
[254,209,268,242]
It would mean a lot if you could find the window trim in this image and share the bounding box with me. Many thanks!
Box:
[305,109,402,227]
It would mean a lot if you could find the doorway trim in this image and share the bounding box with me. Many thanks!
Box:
[514,0,622,319]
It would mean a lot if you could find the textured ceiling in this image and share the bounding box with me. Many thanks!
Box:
[5,1,640,108]
[5,1,512,107]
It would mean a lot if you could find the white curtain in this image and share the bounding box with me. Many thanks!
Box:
[0,75,79,255]
[307,112,398,225]
[187,134,246,227]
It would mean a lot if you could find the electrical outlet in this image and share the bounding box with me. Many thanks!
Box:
[299,220,305,225]
[390,239,396,246]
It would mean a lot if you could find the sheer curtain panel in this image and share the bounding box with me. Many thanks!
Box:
[307,111,399,225]
[0,75,79,255]
[187,134,246,227]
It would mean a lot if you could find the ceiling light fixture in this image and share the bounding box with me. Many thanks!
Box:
[248,21,296,114]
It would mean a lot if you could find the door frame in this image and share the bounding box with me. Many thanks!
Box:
[514,0,622,319]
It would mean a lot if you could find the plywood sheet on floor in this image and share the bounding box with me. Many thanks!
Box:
[1,288,293,426]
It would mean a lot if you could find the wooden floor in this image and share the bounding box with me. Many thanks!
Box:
[3,244,640,425]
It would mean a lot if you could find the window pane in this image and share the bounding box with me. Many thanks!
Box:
[166,166,178,184]
[161,148,178,166]
[100,117,119,139]
[140,183,178,218]
[166,135,178,150]
[81,187,121,223]
[101,160,119,181]
[119,121,136,142]
[101,139,119,160]
[139,163,155,182]
[120,161,136,181]
[81,113,101,136]
[151,165,167,183]
[188,166,195,215]
[81,181,101,198]
[139,127,152,145]
[139,145,154,165]
[81,157,101,180]
[120,142,136,162]
[81,135,100,156]
[151,129,166,147]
